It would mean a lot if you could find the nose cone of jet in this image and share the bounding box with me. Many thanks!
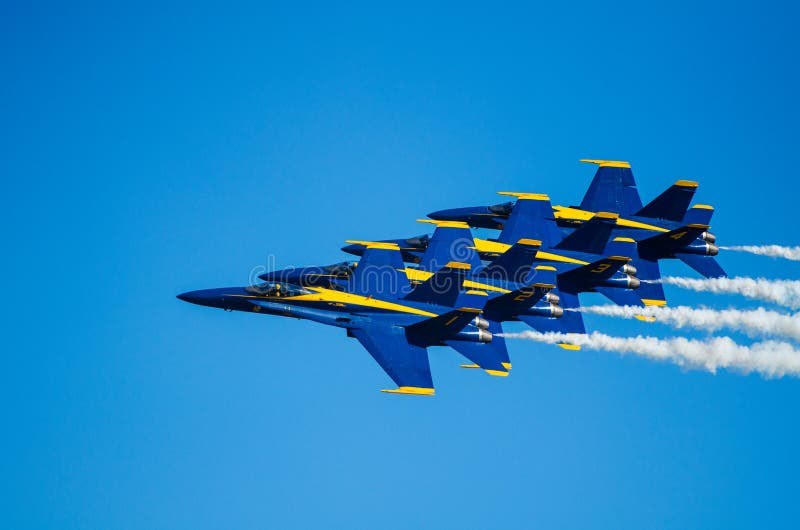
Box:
[177,289,218,307]
[427,207,462,221]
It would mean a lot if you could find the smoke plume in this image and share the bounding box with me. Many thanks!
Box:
[721,245,800,261]
[503,331,800,378]
[662,276,800,310]
[580,305,800,342]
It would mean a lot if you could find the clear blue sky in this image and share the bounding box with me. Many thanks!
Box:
[3,2,799,528]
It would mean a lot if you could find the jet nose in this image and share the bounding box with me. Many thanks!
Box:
[427,208,457,220]
[177,289,214,306]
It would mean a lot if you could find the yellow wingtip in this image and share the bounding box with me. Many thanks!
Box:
[484,369,510,377]
[558,343,581,351]
[634,315,658,322]
[642,299,668,307]
[381,386,435,396]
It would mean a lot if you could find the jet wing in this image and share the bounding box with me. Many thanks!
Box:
[350,326,435,395]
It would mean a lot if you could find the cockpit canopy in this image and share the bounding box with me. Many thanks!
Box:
[245,282,311,298]
[488,201,514,216]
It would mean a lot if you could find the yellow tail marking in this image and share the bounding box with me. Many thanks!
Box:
[579,159,631,168]
[674,180,699,188]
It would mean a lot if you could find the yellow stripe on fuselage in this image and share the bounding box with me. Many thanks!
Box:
[552,205,670,232]
[401,267,511,293]
[232,287,439,317]
[472,238,589,265]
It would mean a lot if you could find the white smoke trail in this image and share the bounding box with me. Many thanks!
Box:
[580,305,800,342]
[721,245,800,261]
[503,331,800,378]
[662,276,800,310]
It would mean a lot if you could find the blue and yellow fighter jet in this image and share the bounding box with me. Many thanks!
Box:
[260,232,562,374]
[427,159,725,281]
[179,241,557,393]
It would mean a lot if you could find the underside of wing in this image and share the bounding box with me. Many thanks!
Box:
[349,326,435,395]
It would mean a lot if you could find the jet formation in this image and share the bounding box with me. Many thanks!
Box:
[178,160,724,395]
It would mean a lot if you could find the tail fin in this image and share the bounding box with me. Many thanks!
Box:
[635,180,698,222]
[554,212,617,254]
[496,192,564,247]
[478,238,542,283]
[416,220,482,272]
[682,204,715,225]
[346,241,411,298]
[603,235,638,258]
[578,159,643,215]
[403,262,471,306]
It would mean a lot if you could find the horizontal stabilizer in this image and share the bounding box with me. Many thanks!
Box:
[637,224,709,260]
[483,266,556,321]
[517,290,586,334]
[594,286,645,307]
[634,258,667,306]
[635,180,698,222]
[558,255,630,290]
[446,321,510,375]
[676,253,728,278]
[406,307,483,347]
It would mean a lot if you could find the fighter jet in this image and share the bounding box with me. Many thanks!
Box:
[427,159,725,280]
[178,241,556,393]
[260,235,562,373]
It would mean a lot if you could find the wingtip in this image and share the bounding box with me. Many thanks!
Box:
[381,386,435,396]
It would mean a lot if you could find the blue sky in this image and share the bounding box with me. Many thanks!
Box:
[3,2,800,528]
